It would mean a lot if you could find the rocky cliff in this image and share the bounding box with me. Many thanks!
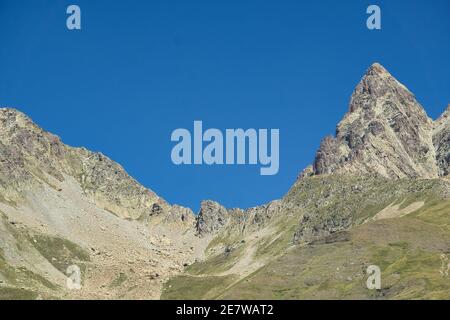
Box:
[312,63,442,179]
[434,104,450,177]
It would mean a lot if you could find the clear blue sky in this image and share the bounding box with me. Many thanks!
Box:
[0,0,449,211]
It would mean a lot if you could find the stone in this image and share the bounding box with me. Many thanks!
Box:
[310,63,440,179]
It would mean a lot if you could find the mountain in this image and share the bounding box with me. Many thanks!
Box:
[1,63,449,300]
[0,108,201,299]
[163,63,450,300]
[312,63,439,179]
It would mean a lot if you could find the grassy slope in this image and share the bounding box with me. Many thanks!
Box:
[0,212,91,299]
[162,176,450,300]
[220,208,450,299]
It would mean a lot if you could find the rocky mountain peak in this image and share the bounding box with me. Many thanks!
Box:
[349,63,421,113]
[358,62,388,81]
[312,63,439,179]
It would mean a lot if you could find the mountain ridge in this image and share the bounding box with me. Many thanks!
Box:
[0,62,449,299]
[0,107,195,225]
[194,62,450,238]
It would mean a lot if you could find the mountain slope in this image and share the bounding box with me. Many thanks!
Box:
[162,63,450,300]
[0,108,195,223]
[162,175,450,299]
[0,109,202,299]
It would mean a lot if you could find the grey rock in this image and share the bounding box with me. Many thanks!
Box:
[196,200,230,236]
[311,63,439,179]
[433,104,450,177]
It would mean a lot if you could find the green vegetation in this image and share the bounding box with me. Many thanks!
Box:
[0,287,38,300]
[109,272,128,288]
[255,217,298,259]
[161,275,237,300]
[163,176,450,300]
[219,217,450,299]
[0,212,91,298]
[186,244,245,276]
[285,175,449,244]
[27,233,90,274]
[0,248,57,293]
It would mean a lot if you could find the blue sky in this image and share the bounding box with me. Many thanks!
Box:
[0,0,449,211]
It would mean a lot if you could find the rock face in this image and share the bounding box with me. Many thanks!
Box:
[312,63,440,179]
[434,104,450,177]
[0,108,194,224]
[195,199,291,237]
[196,200,230,236]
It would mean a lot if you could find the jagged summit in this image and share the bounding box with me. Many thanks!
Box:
[361,62,389,77]
[349,63,419,113]
[311,63,445,179]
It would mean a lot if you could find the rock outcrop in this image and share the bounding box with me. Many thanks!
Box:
[312,63,439,179]
[196,200,230,236]
[434,104,450,177]
[195,199,291,237]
